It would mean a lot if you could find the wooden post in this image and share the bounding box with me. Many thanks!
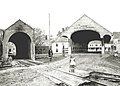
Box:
[68,39,72,56]
[101,38,105,55]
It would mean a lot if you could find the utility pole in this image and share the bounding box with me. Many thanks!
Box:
[48,13,53,62]
[49,13,50,49]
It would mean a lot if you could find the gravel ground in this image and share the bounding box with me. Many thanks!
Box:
[0,55,68,86]
[75,54,120,75]
[0,66,55,86]
[0,53,120,86]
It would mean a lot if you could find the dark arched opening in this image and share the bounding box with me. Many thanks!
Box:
[103,35,111,43]
[9,32,31,59]
[71,30,101,53]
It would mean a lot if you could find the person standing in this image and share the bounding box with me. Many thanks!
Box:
[69,55,76,73]
[48,48,53,62]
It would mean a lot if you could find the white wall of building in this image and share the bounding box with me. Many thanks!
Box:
[52,42,69,54]
[104,44,111,52]
[88,40,112,53]
[88,41,102,52]
[8,42,16,56]
[113,38,120,53]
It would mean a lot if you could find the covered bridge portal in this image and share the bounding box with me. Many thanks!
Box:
[9,32,31,59]
[2,20,35,61]
[60,15,112,54]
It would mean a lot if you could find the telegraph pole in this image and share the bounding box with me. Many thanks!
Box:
[49,13,50,49]
[48,13,53,62]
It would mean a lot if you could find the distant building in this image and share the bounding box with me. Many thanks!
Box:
[88,40,102,53]
[52,36,68,55]
[8,42,16,56]
[88,40,112,53]
[113,32,120,53]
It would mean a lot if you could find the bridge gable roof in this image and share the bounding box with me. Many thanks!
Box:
[67,15,112,37]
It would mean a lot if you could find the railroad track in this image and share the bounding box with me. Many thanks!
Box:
[86,71,120,86]
[17,60,36,67]
[43,65,120,86]
[43,67,106,86]
[89,71,120,80]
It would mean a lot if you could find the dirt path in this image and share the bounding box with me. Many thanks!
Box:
[0,55,69,86]
[0,54,120,86]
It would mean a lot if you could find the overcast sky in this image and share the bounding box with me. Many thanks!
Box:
[0,0,120,37]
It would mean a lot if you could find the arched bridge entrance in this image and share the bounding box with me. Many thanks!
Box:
[2,20,35,62]
[71,30,101,53]
[9,32,31,59]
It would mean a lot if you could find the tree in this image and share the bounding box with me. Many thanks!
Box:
[34,28,45,46]
[34,28,49,54]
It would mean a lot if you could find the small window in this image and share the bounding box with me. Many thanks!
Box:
[91,48,94,49]
[56,43,58,47]
[56,49,58,52]
[105,47,107,50]
[114,46,116,50]
[118,40,120,42]
[9,49,11,52]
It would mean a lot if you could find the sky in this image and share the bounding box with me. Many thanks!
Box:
[0,0,120,37]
